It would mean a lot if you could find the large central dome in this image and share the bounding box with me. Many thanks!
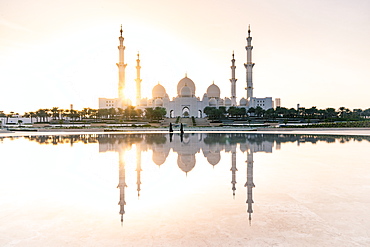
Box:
[177,75,196,96]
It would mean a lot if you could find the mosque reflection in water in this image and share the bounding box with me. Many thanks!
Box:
[19,133,370,224]
[99,133,270,224]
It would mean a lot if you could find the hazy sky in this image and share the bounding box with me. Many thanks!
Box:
[1,0,370,113]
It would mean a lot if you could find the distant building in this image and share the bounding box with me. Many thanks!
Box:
[275,98,281,108]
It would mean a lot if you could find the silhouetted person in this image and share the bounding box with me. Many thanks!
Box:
[169,122,173,133]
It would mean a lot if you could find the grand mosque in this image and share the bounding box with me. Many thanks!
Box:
[99,26,279,118]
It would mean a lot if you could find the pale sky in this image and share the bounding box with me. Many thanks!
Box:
[1,0,370,113]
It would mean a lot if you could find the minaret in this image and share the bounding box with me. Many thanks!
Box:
[117,25,127,102]
[135,52,142,106]
[244,25,255,100]
[245,150,255,225]
[117,153,127,224]
[230,51,237,106]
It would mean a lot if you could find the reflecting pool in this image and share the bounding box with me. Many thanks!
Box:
[0,133,370,246]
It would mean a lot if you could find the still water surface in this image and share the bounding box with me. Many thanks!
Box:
[0,133,369,246]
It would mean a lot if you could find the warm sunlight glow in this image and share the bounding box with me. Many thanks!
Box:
[1,0,370,112]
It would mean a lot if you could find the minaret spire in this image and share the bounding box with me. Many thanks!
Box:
[244,24,255,101]
[135,52,142,106]
[117,25,127,105]
[230,51,237,106]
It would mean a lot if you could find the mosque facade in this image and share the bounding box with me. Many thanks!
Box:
[99,26,278,118]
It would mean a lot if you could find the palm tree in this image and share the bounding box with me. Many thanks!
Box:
[248,107,256,116]
[339,107,346,118]
[144,108,154,120]
[58,109,65,121]
[136,109,143,119]
[255,106,264,118]
[36,109,50,122]
[108,108,116,119]
[324,108,337,119]
[51,107,59,120]
[353,109,363,119]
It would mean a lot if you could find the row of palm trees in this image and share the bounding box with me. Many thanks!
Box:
[1,106,167,123]
[202,106,370,120]
[2,105,370,123]
[267,106,370,120]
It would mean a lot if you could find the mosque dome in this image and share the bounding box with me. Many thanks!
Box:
[154,98,163,106]
[152,83,166,98]
[177,76,196,96]
[209,98,217,107]
[177,154,196,173]
[206,83,220,98]
[240,98,247,106]
[140,98,148,106]
[225,98,232,106]
[180,85,192,97]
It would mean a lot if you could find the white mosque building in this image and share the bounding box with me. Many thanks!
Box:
[99,25,279,118]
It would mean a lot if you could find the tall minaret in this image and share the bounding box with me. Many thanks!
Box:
[135,52,142,106]
[230,51,237,106]
[117,25,127,102]
[244,25,254,100]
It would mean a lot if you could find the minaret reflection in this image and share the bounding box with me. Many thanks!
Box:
[117,151,127,224]
[245,150,255,225]
[230,148,237,198]
[97,133,278,223]
[136,146,142,197]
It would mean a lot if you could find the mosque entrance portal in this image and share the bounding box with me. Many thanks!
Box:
[182,106,190,117]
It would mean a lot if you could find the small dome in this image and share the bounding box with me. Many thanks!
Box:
[206,83,220,98]
[209,98,217,106]
[140,98,147,106]
[152,83,166,98]
[180,85,192,97]
[177,76,196,96]
[240,98,247,106]
[154,98,163,106]
[225,98,232,106]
